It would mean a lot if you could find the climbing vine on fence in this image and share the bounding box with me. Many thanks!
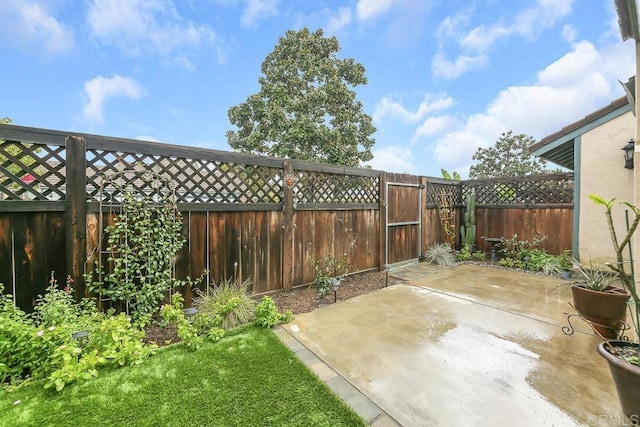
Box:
[85,171,189,324]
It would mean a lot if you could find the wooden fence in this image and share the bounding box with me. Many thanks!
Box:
[0,124,574,311]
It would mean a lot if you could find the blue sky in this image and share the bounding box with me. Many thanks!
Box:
[0,0,635,178]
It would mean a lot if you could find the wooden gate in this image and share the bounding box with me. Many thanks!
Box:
[385,181,422,264]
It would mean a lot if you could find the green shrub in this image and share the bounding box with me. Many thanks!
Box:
[194,278,255,330]
[456,244,472,261]
[254,296,292,328]
[0,286,41,384]
[1,279,156,391]
[161,293,205,350]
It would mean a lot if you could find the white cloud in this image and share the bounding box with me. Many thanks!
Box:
[356,0,395,21]
[460,24,510,52]
[0,0,74,56]
[374,94,454,123]
[240,0,280,28]
[326,7,352,34]
[433,0,575,79]
[86,0,219,65]
[561,24,577,43]
[412,115,458,142]
[430,39,634,174]
[365,145,416,173]
[83,75,145,123]
[431,52,489,80]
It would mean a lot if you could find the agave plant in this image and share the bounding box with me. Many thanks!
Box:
[571,259,613,292]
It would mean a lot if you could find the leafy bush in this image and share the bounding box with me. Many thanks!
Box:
[499,234,547,260]
[1,279,156,391]
[194,278,255,330]
[254,296,293,328]
[161,293,204,350]
[0,286,42,384]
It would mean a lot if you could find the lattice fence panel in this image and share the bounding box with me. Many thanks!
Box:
[0,140,66,201]
[425,181,462,206]
[86,149,283,204]
[293,171,379,205]
[463,175,574,205]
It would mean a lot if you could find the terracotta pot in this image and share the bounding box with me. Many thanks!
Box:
[571,285,630,339]
[597,341,640,420]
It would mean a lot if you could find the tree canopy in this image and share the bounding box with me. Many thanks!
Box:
[468,131,548,179]
[226,28,376,167]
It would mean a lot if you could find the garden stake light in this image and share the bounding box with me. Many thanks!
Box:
[182,307,198,323]
[72,330,89,347]
[331,278,341,303]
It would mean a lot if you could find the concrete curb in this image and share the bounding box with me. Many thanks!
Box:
[273,326,402,427]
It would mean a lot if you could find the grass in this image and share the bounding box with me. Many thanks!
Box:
[0,326,366,427]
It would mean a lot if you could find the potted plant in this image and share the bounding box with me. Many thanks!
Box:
[570,259,629,339]
[541,250,573,278]
[589,194,640,420]
[558,249,573,278]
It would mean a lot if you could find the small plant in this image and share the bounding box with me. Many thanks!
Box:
[254,296,293,328]
[194,278,255,330]
[499,234,547,260]
[313,255,349,298]
[572,259,614,292]
[161,293,204,350]
[471,250,486,261]
[33,273,78,327]
[498,257,525,269]
[424,243,456,267]
[456,244,473,261]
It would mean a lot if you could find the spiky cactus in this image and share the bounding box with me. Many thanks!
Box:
[460,189,476,248]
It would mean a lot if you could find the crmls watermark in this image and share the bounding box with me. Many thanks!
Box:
[587,414,639,426]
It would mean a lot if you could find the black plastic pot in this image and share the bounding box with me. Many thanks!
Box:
[597,341,640,420]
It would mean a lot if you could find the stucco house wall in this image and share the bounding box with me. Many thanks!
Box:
[579,110,635,264]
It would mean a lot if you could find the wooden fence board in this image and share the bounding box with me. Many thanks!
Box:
[0,124,576,310]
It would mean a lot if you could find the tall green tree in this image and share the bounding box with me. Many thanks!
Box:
[468,131,548,179]
[226,28,376,167]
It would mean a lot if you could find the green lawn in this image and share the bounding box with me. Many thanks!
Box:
[0,327,366,427]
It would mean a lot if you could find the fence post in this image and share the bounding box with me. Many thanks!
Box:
[65,136,87,299]
[379,172,387,268]
[282,160,294,291]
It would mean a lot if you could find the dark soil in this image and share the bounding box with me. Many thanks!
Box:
[272,270,404,315]
[143,269,402,347]
[143,323,179,347]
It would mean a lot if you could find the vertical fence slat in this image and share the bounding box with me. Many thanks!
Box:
[282,161,294,291]
[65,136,87,299]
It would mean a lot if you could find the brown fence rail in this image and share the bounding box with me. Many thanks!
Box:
[0,124,574,311]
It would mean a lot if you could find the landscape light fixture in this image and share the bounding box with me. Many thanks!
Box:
[623,139,635,169]
[72,330,89,346]
[384,264,390,287]
[331,278,341,303]
[182,307,199,323]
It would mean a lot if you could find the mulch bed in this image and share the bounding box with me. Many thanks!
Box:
[143,269,403,346]
[271,269,404,315]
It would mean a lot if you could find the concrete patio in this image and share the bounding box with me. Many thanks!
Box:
[279,263,626,426]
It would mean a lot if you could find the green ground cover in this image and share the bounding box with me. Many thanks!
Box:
[1,327,365,427]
